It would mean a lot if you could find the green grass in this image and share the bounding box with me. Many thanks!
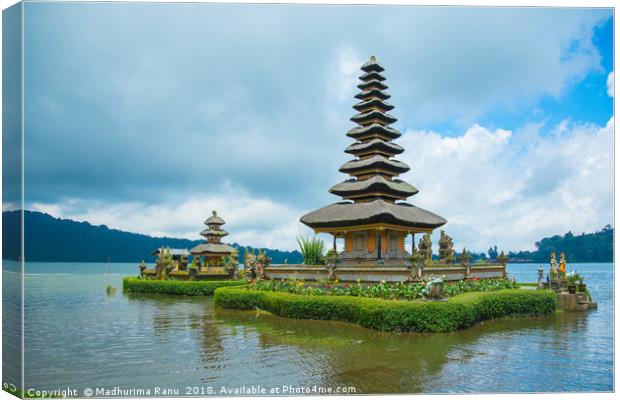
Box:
[214,286,556,332]
[517,282,539,287]
[123,277,245,296]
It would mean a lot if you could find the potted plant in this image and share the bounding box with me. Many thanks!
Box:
[325,248,339,265]
[566,271,580,294]
[577,276,587,293]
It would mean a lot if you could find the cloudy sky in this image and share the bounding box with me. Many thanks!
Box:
[17,3,614,252]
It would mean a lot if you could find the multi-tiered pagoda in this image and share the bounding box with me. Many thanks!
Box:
[190,211,236,268]
[300,56,446,265]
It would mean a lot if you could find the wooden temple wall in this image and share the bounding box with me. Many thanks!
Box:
[342,230,406,254]
[263,263,507,283]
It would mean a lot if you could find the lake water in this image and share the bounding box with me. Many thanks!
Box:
[2,261,614,395]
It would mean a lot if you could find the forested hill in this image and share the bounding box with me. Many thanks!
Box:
[507,225,613,263]
[2,210,612,264]
[2,210,302,264]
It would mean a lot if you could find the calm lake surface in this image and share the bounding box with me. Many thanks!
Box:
[2,261,614,395]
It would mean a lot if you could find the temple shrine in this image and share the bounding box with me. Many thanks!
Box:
[190,211,237,269]
[300,56,447,265]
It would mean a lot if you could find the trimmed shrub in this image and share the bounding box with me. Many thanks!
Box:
[214,287,556,332]
[123,277,245,296]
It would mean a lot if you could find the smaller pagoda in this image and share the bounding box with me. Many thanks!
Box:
[190,211,237,269]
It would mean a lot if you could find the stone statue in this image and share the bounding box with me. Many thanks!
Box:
[423,276,444,300]
[438,230,455,264]
[418,233,433,264]
[155,247,173,280]
[139,260,147,276]
[459,247,471,266]
[497,251,508,266]
[244,247,258,281]
[549,252,559,282]
[257,250,271,279]
[537,267,545,289]
[559,252,566,275]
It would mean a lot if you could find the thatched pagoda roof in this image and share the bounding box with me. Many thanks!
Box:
[151,248,190,257]
[353,98,394,112]
[360,55,385,73]
[346,123,401,140]
[204,210,225,226]
[345,138,404,156]
[329,176,418,199]
[351,110,397,126]
[359,71,386,82]
[300,200,446,230]
[351,110,397,125]
[339,155,410,175]
[190,243,236,255]
[354,88,390,101]
[357,80,389,91]
[200,228,229,238]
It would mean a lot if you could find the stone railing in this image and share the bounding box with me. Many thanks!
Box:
[263,262,506,283]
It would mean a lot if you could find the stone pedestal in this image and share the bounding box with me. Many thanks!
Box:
[556,292,597,311]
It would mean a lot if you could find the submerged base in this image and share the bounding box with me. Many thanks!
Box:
[556,292,597,311]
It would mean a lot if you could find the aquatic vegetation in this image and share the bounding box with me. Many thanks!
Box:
[105,284,117,296]
[297,235,326,265]
[214,287,557,332]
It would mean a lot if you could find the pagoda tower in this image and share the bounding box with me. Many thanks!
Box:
[190,211,236,268]
[300,56,446,265]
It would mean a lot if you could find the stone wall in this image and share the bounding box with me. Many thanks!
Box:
[263,263,506,283]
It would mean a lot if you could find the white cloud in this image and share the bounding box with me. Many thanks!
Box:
[374,8,608,125]
[30,188,309,251]
[607,71,614,97]
[327,47,364,103]
[31,116,613,253]
[399,117,613,252]
[3,203,19,212]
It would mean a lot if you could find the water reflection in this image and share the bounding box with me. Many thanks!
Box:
[213,306,589,393]
[18,262,613,394]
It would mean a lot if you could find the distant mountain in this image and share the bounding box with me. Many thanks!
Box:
[2,210,612,264]
[507,225,613,263]
[2,210,303,264]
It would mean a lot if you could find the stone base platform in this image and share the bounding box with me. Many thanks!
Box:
[556,292,597,311]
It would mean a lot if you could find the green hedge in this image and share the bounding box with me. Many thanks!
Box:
[123,277,246,296]
[214,287,556,332]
